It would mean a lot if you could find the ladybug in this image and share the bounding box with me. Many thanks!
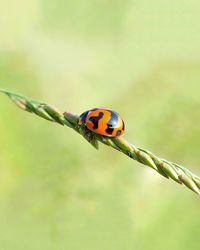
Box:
[78,108,125,137]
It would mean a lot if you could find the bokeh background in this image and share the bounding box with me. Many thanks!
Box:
[0,1,200,249]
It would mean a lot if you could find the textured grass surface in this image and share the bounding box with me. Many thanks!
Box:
[1,88,200,195]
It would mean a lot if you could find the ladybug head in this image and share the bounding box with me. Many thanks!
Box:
[78,110,89,125]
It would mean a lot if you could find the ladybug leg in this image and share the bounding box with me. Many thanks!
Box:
[77,123,93,142]
[77,123,99,149]
[83,129,94,142]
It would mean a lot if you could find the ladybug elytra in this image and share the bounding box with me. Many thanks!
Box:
[78,108,125,137]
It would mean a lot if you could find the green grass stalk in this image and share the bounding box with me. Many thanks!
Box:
[1,88,200,195]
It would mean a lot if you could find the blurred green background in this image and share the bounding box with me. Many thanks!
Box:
[0,0,200,249]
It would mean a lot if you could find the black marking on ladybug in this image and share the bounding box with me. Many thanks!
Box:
[116,130,122,136]
[90,108,98,112]
[105,125,114,135]
[89,112,104,129]
[105,111,119,135]
[122,120,125,131]
[80,111,89,124]
[79,108,98,125]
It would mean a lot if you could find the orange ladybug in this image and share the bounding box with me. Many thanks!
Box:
[78,108,125,137]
